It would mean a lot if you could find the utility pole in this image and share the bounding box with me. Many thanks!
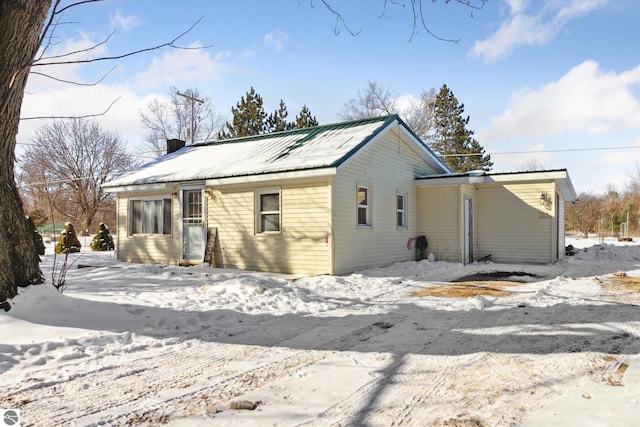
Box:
[177,91,204,144]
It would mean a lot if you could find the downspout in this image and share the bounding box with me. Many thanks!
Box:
[115,195,120,259]
[328,177,336,275]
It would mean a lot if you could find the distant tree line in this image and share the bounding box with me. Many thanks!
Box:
[566,168,640,238]
[217,86,318,139]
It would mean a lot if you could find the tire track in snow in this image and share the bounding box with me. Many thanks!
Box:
[1,341,249,426]
[101,348,328,425]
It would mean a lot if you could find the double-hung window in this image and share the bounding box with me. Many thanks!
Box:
[357,185,371,227]
[397,193,407,228]
[257,189,280,233]
[130,198,172,235]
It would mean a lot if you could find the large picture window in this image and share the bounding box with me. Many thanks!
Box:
[357,185,371,227]
[130,198,172,235]
[257,189,280,233]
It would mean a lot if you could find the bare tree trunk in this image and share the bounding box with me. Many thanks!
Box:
[0,1,51,303]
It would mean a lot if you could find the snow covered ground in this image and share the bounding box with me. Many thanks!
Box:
[1,236,639,426]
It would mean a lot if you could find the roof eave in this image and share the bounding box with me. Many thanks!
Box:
[415,169,578,201]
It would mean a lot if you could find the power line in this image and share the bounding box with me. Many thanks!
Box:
[441,145,640,157]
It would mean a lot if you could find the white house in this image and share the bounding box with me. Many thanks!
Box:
[103,115,576,275]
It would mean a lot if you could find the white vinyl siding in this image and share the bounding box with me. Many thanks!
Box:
[418,186,461,262]
[476,183,556,264]
[331,129,438,275]
[208,178,331,275]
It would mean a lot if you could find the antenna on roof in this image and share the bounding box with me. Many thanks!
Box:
[177,91,204,145]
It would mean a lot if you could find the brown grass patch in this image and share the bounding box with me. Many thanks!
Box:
[412,281,521,298]
[602,274,640,292]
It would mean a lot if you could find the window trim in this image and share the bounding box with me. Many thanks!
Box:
[396,192,407,229]
[357,184,372,228]
[129,196,173,236]
[255,188,281,235]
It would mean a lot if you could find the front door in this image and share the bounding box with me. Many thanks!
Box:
[464,197,474,264]
[181,188,206,263]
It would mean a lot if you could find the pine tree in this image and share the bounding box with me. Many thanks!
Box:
[429,84,492,172]
[266,99,292,133]
[90,222,115,251]
[218,87,268,139]
[294,105,319,129]
[55,222,81,254]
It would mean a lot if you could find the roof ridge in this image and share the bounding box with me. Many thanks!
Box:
[194,114,399,147]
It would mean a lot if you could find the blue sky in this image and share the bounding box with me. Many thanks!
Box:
[17,0,640,194]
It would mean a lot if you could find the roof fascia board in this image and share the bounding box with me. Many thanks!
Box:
[206,167,337,187]
[415,169,577,201]
[488,170,577,201]
[415,176,473,187]
[103,183,168,193]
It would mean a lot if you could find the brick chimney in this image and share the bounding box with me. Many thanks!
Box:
[166,139,186,155]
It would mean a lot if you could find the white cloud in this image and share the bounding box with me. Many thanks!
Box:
[263,30,289,52]
[594,133,640,167]
[17,83,151,149]
[479,61,640,142]
[472,0,609,61]
[109,10,142,32]
[132,45,233,91]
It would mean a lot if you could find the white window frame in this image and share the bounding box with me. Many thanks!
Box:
[357,184,371,228]
[129,196,172,236]
[256,188,281,234]
[397,192,407,228]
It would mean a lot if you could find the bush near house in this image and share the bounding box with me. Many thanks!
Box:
[27,215,45,256]
[90,222,115,251]
[55,222,81,254]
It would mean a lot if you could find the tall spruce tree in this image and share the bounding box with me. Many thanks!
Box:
[219,87,268,139]
[429,84,492,172]
[294,105,319,129]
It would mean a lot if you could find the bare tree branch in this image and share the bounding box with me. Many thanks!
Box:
[29,65,117,86]
[32,16,205,67]
[39,28,116,62]
[321,0,487,42]
[20,96,121,121]
[315,0,362,36]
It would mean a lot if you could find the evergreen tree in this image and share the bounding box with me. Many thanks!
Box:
[55,222,81,254]
[294,105,319,129]
[218,87,268,139]
[266,99,292,133]
[429,84,492,172]
[90,222,115,251]
[26,215,45,256]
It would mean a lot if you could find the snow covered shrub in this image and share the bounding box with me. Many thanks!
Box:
[26,215,45,255]
[90,222,114,251]
[54,222,81,254]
